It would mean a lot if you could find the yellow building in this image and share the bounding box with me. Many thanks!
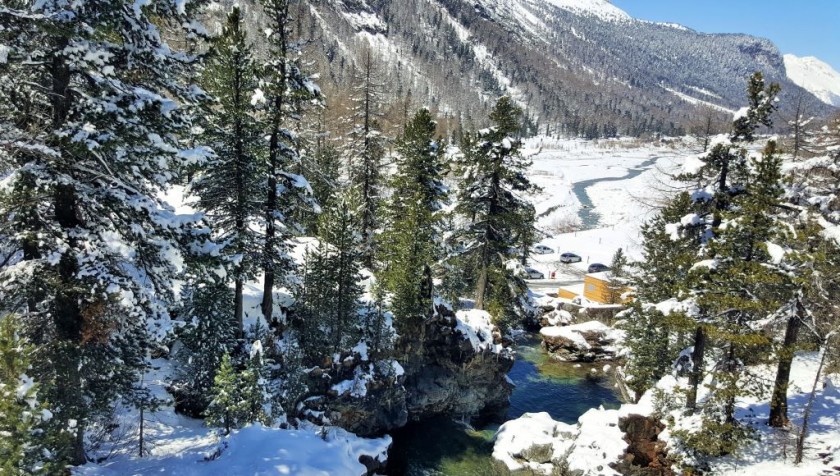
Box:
[558,272,634,305]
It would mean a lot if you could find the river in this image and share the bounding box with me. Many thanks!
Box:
[386,334,621,475]
[572,156,661,229]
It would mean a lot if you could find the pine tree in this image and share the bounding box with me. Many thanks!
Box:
[692,141,789,429]
[452,97,539,329]
[0,0,211,464]
[605,247,629,304]
[380,108,447,334]
[625,193,697,398]
[347,46,387,270]
[768,113,840,428]
[234,344,271,427]
[295,189,365,361]
[673,72,780,412]
[206,353,237,434]
[174,280,237,416]
[192,6,263,336]
[258,0,320,323]
[0,315,59,474]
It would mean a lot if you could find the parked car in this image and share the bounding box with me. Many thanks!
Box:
[523,267,545,279]
[531,244,554,255]
[587,263,610,273]
[559,252,582,263]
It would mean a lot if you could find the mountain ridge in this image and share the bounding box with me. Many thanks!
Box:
[209,0,837,137]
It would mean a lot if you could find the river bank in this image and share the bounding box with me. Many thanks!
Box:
[386,334,621,475]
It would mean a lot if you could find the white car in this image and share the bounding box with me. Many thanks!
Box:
[531,244,554,255]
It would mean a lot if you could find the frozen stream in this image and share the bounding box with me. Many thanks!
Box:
[572,156,661,229]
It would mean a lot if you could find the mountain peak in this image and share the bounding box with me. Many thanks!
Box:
[784,54,840,107]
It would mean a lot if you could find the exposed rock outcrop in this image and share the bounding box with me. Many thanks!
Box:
[401,304,515,422]
[300,349,408,437]
[613,414,673,476]
[298,303,515,435]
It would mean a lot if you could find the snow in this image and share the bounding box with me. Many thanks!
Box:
[455,309,504,354]
[662,86,736,114]
[331,366,374,398]
[784,54,840,107]
[492,412,577,473]
[653,298,699,317]
[518,137,692,282]
[733,106,750,121]
[351,341,369,361]
[765,241,786,264]
[539,320,625,354]
[542,0,631,23]
[76,423,391,476]
[540,325,591,350]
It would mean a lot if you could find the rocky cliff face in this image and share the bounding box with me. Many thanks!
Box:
[298,303,514,436]
[400,303,515,422]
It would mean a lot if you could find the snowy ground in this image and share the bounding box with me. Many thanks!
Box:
[493,353,840,475]
[521,137,691,282]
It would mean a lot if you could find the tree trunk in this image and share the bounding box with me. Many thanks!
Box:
[474,264,488,310]
[234,279,244,337]
[686,325,706,412]
[796,342,829,464]
[769,300,803,427]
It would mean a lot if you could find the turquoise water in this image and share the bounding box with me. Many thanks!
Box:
[386,335,621,475]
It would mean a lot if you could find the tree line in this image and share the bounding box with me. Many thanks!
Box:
[0,1,537,472]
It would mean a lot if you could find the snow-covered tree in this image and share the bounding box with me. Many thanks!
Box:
[452,96,539,329]
[380,108,447,333]
[671,72,780,412]
[174,280,237,416]
[0,0,211,464]
[257,0,320,323]
[191,6,264,336]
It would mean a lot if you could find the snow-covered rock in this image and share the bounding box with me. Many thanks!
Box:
[539,320,626,361]
[455,309,504,354]
[492,412,576,473]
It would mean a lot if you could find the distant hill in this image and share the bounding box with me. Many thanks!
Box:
[208,0,837,137]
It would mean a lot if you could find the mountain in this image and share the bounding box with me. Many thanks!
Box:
[209,0,837,138]
[783,54,840,107]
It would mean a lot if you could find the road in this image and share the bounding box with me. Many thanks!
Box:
[525,278,582,294]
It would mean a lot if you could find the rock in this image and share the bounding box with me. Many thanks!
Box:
[296,303,514,436]
[540,309,574,327]
[613,414,673,475]
[539,320,625,362]
[400,303,515,423]
[359,452,389,476]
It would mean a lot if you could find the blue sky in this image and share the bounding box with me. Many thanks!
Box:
[611,1,840,71]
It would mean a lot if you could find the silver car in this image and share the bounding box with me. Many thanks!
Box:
[559,252,582,263]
